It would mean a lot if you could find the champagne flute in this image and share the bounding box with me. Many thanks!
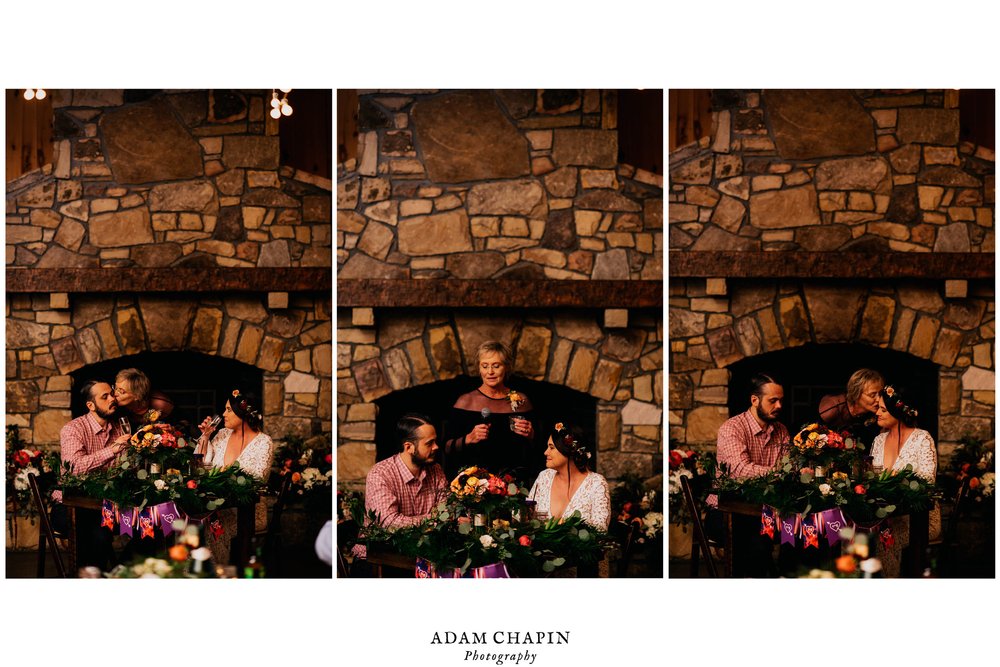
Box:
[118,417,132,436]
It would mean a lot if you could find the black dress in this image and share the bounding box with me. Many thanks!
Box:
[442,388,542,486]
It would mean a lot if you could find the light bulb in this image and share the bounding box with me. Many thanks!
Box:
[281,103,293,117]
[24,89,35,100]
[270,107,281,120]
[36,89,46,99]
[271,94,281,108]
[279,88,292,94]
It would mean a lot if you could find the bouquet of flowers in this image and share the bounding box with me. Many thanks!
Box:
[790,422,866,474]
[665,448,714,526]
[947,435,995,503]
[449,466,524,518]
[5,425,60,518]
[272,435,333,512]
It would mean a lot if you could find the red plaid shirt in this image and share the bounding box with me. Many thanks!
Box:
[365,454,446,529]
[716,408,789,479]
[53,413,122,502]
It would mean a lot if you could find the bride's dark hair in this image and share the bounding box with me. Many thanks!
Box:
[880,385,919,428]
[550,421,591,473]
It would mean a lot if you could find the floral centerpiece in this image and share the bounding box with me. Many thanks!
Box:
[352,466,608,576]
[666,448,714,526]
[271,435,333,513]
[790,422,864,473]
[946,435,995,504]
[60,419,263,515]
[6,425,60,519]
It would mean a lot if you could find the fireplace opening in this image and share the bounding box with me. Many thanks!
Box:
[374,377,599,474]
[727,343,940,443]
[70,352,264,435]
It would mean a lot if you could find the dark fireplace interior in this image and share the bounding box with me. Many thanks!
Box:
[728,343,939,442]
[71,352,263,437]
[374,377,599,472]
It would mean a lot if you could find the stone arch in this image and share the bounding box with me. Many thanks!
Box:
[670,278,994,459]
[338,308,664,484]
[7,292,332,447]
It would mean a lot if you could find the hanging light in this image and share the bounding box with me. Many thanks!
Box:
[23,89,46,100]
[270,89,293,119]
[36,89,46,100]
[23,89,35,100]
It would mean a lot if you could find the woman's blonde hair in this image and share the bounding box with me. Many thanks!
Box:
[475,340,514,374]
[846,368,884,405]
[115,368,151,402]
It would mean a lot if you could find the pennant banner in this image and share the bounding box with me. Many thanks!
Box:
[100,499,117,532]
[119,507,136,537]
[820,508,847,547]
[759,505,777,540]
[155,502,181,536]
[780,514,800,547]
[137,507,156,539]
[801,514,821,549]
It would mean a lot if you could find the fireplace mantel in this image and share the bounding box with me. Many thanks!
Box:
[668,252,993,279]
[5,268,331,293]
[337,279,663,308]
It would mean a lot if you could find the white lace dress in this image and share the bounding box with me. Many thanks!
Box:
[202,428,275,564]
[528,468,611,531]
[870,428,937,482]
[869,428,939,575]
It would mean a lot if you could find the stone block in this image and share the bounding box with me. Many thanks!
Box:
[337,442,376,482]
[100,101,204,183]
[944,280,968,299]
[961,367,995,391]
[565,347,599,392]
[551,129,617,168]
[749,185,821,228]
[622,399,663,426]
[603,309,628,329]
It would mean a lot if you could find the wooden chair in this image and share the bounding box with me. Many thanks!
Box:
[260,472,294,575]
[27,472,67,578]
[680,474,718,577]
[931,477,970,576]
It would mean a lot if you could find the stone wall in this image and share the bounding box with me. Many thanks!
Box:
[338,90,663,280]
[337,308,663,485]
[7,293,332,446]
[669,89,995,463]
[670,90,994,254]
[6,89,333,448]
[6,89,331,269]
[669,279,994,460]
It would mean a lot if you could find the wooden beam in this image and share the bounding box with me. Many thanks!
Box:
[669,252,994,279]
[6,268,332,293]
[337,279,662,308]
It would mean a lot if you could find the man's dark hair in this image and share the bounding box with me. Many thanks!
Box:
[750,373,780,401]
[397,413,432,451]
[79,379,106,405]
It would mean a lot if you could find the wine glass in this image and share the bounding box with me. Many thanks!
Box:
[118,417,132,436]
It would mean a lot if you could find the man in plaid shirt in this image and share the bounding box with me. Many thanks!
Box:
[52,379,129,570]
[351,414,447,570]
[708,373,789,576]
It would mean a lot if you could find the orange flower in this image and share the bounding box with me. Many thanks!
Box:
[835,555,856,574]
[969,477,981,489]
[169,544,189,562]
[292,472,302,483]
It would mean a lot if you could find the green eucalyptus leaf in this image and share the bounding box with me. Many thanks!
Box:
[578,529,590,541]
[542,561,555,573]
[136,469,148,480]
[909,481,921,491]
[875,507,887,519]
[884,504,896,513]
[552,557,566,567]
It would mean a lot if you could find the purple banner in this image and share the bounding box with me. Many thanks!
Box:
[155,502,181,536]
[820,508,847,546]
[119,507,136,537]
[780,515,799,547]
[100,499,116,532]
[415,559,512,578]
[801,514,821,549]
[137,508,155,540]
[759,505,777,540]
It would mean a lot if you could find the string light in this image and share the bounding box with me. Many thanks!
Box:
[270,88,293,120]
[23,89,46,100]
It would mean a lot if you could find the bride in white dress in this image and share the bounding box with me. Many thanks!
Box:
[194,389,274,564]
[528,422,610,531]
[870,385,939,576]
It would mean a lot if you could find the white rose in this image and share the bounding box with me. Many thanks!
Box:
[479,534,495,548]
[154,479,167,491]
[819,483,833,496]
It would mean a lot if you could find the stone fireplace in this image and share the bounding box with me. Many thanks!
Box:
[336,89,664,487]
[669,89,994,461]
[6,89,333,449]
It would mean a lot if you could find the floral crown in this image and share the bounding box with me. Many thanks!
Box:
[231,389,262,425]
[882,385,918,419]
[553,422,592,462]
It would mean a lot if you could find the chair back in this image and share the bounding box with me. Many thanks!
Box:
[27,473,68,578]
[680,474,718,578]
[261,472,294,574]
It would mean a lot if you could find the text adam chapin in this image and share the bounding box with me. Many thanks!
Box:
[430,631,570,665]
